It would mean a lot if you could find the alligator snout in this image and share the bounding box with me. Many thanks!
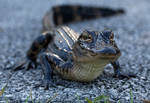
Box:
[99,47,116,54]
[97,47,117,55]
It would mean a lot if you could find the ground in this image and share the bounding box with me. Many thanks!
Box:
[0,0,150,103]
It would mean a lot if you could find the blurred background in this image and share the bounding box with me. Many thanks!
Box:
[0,0,150,102]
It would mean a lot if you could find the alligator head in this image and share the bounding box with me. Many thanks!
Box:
[72,29,121,63]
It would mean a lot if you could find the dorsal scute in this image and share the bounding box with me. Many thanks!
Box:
[53,26,79,51]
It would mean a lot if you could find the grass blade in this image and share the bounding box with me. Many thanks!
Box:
[130,88,133,103]
[30,89,34,103]
[117,100,121,103]
[94,94,109,102]
[25,95,30,103]
[85,97,93,103]
[5,97,9,103]
[0,83,8,96]
[46,93,58,103]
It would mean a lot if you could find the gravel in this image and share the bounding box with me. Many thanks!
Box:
[0,0,150,103]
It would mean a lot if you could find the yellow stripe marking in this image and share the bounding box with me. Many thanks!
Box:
[57,29,72,49]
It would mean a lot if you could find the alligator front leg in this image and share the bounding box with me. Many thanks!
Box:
[39,54,55,89]
[11,31,53,71]
[39,52,73,89]
[111,61,136,78]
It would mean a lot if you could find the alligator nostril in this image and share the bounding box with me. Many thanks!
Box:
[98,47,116,54]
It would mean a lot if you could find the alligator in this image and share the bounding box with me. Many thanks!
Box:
[11,5,134,89]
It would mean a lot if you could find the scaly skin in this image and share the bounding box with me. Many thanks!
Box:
[42,5,124,31]
[11,5,135,89]
[12,26,122,89]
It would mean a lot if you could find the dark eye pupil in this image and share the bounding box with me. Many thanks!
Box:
[80,33,92,42]
[85,36,88,39]
[82,35,87,39]
[110,33,114,39]
[85,35,91,39]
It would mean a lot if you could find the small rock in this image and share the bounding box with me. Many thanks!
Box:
[108,88,118,98]
[124,96,130,101]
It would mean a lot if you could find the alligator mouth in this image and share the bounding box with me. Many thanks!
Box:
[91,47,121,59]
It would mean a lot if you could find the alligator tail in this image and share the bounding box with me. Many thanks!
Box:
[42,5,125,32]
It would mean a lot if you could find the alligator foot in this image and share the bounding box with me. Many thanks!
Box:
[42,79,57,89]
[113,69,136,79]
[34,79,56,90]
[11,58,37,72]
[111,61,136,79]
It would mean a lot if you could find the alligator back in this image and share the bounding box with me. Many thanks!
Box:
[47,26,79,53]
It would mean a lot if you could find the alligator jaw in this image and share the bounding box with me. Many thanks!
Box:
[90,47,121,60]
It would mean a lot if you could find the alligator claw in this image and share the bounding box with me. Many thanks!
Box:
[11,58,36,71]
[34,80,56,90]
[23,59,37,71]
[43,80,56,90]
[114,70,136,79]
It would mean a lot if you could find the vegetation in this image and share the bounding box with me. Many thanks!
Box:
[85,94,110,103]
[0,83,8,96]
[1,86,149,103]
[85,89,134,103]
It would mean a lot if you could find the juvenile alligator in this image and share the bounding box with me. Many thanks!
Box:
[12,5,133,89]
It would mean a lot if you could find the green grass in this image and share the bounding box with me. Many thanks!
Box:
[85,88,134,103]
[5,97,9,103]
[0,83,8,96]
[130,88,133,103]
[46,93,58,103]
[25,95,30,103]
[85,94,110,103]
[1,85,57,103]
[1,85,135,103]
[117,100,121,103]
[24,89,58,103]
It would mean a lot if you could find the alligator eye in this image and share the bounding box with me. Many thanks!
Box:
[80,34,92,42]
[110,32,114,40]
[85,35,92,42]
